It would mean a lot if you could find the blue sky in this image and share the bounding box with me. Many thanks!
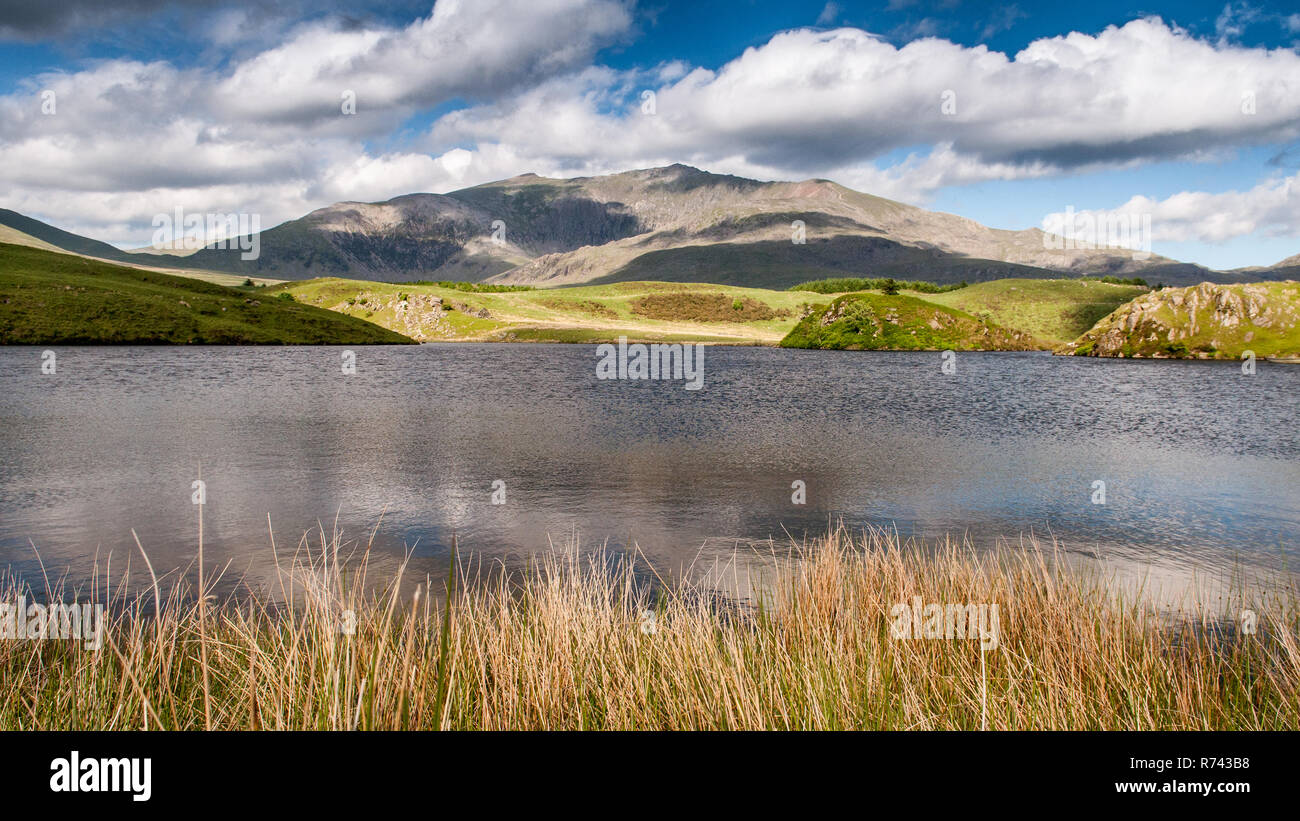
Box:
[1,0,1298,268]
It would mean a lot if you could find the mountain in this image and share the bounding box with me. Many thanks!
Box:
[1064,281,1300,359]
[1225,252,1300,281]
[467,165,1183,288]
[4,165,1295,288]
[170,164,1300,286]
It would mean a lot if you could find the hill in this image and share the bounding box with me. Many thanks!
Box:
[0,243,413,345]
[779,292,1036,351]
[1064,281,1300,359]
[0,208,144,265]
[923,278,1150,346]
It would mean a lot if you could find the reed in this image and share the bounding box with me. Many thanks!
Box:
[1,525,1296,730]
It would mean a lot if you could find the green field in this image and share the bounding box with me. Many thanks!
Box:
[0,243,414,345]
[923,278,1149,346]
[9,241,1288,355]
[280,277,821,344]
[281,276,1170,349]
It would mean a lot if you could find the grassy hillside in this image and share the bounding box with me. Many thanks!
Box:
[281,278,817,344]
[780,291,1037,351]
[1065,280,1300,359]
[0,243,414,345]
[0,208,142,265]
[924,278,1149,346]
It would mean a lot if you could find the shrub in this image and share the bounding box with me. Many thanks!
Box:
[788,277,966,295]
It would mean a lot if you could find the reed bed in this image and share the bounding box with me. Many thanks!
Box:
[1,525,1296,730]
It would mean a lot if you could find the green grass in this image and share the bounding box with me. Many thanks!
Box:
[283,275,1161,350]
[283,278,817,344]
[0,243,414,345]
[924,278,1149,346]
[779,291,1037,350]
[404,280,535,292]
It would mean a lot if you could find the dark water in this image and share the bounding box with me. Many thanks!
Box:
[1,345,1297,597]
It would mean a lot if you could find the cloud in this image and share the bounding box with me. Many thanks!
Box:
[0,0,179,38]
[0,0,356,41]
[816,3,839,26]
[1043,174,1300,244]
[213,0,632,127]
[0,0,634,241]
[979,5,1026,40]
[1214,1,1262,43]
[3,11,1300,253]
[429,18,1300,192]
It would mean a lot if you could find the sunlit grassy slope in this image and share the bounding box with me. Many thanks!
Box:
[282,276,1167,348]
[280,277,821,344]
[0,243,413,345]
[923,278,1149,346]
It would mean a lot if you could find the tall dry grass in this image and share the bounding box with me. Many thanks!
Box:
[1,525,1296,730]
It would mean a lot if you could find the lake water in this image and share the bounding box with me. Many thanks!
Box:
[1,345,1297,601]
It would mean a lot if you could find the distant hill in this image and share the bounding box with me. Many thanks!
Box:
[1064,281,1300,359]
[3,165,1295,288]
[0,243,413,345]
[0,208,142,265]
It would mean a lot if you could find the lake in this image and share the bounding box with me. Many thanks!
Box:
[1,344,1297,602]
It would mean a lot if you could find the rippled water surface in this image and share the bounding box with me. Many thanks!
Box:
[1,345,1297,596]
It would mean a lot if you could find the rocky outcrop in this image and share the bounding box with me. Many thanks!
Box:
[331,292,459,342]
[1063,281,1300,358]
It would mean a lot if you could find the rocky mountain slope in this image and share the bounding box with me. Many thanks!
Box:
[1064,281,1300,359]
[4,165,1296,288]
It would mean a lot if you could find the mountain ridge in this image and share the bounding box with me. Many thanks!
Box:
[2,165,1292,288]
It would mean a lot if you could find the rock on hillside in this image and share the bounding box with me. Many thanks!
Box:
[1063,281,1300,359]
